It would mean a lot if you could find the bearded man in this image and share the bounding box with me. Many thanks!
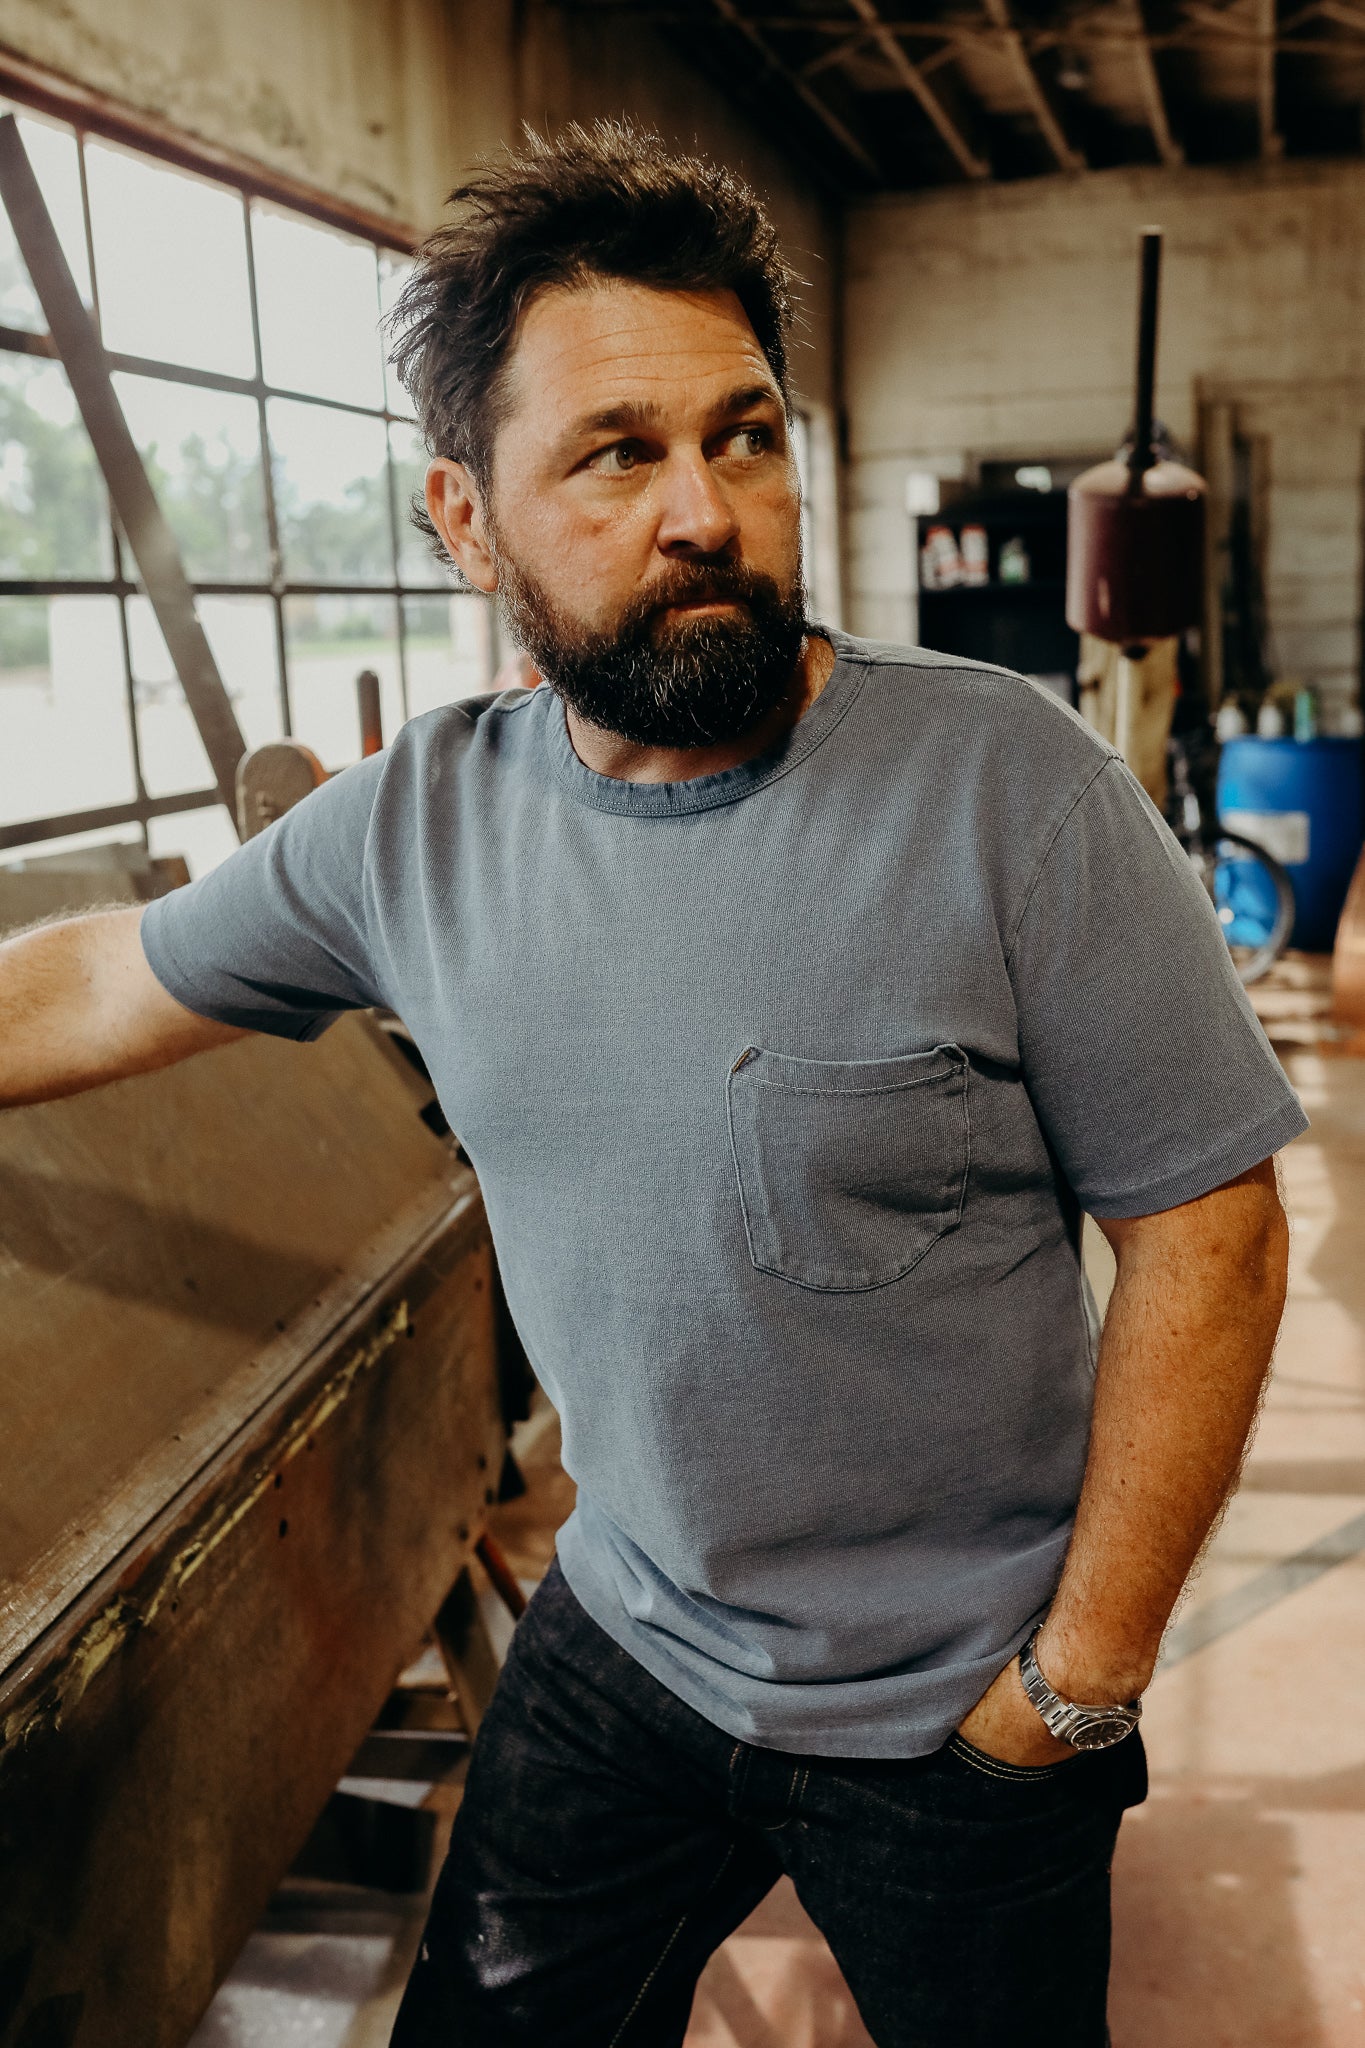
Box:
[0,125,1304,2047]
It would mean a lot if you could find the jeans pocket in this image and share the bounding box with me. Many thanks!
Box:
[726,1043,970,1292]
[946,1733,1080,1784]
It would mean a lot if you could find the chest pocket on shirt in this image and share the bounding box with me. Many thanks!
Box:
[726,1043,970,1292]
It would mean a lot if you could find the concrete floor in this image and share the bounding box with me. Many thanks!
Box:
[192,958,1365,2047]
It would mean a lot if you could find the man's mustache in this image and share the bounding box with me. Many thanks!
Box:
[635,562,773,621]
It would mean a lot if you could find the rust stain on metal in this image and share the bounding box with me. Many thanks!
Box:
[0,1298,410,1762]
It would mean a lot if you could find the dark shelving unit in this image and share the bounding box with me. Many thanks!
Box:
[915,490,1078,693]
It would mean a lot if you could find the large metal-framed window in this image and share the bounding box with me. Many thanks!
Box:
[0,101,495,876]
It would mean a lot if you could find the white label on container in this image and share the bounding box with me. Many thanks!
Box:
[1221,808,1310,866]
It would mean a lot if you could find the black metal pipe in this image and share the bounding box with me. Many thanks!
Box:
[1129,226,1162,493]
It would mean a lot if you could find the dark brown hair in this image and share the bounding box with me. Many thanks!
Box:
[388,120,797,557]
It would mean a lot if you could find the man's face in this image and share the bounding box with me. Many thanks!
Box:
[428,280,807,748]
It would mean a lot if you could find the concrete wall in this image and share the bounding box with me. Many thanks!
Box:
[845,160,1365,721]
[0,0,842,611]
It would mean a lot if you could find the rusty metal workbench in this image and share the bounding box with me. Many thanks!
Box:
[0,1014,505,2048]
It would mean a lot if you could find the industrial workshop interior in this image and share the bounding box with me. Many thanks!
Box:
[1,0,1364,2043]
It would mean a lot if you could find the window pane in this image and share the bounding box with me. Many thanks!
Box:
[378,251,413,414]
[403,594,494,715]
[284,593,402,767]
[114,375,269,582]
[126,594,281,790]
[0,596,135,827]
[268,399,392,585]
[0,355,112,577]
[0,113,92,329]
[86,142,254,375]
[253,207,383,407]
[200,596,283,750]
[127,597,215,799]
[147,804,239,880]
[390,421,445,588]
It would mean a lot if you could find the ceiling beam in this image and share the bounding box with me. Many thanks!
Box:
[1130,0,1184,163]
[574,8,1365,53]
[709,0,884,179]
[842,0,990,179]
[1257,0,1284,155]
[979,0,1087,172]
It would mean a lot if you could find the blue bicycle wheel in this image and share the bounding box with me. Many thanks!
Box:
[1211,832,1296,983]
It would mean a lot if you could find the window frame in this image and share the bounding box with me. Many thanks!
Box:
[0,81,487,859]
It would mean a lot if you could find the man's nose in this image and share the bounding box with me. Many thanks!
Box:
[655,454,740,558]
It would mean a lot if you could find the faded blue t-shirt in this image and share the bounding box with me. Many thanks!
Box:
[141,630,1307,1757]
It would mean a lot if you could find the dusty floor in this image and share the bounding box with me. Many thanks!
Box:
[192,956,1365,2047]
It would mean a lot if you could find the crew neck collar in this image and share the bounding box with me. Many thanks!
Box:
[543,627,865,817]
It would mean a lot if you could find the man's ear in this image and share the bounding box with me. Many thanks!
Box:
[425,459,498,593]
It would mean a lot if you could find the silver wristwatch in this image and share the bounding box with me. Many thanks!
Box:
[1018,1628,1142,1751]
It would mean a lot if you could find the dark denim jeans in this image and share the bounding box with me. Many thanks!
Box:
[391,1560,1146,2048]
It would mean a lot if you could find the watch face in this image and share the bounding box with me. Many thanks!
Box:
[1069,1715,1133,1751]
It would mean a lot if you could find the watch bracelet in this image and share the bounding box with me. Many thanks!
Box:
[1018,1626,1142,1748]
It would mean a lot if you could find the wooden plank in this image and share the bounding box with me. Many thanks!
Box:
[1130,0,1184,164]
[709,0,883,179]
[844,0,991,180]
[979,0,1086,172]
[434,1567,504,1739]
[1257,0,1283,156]
[0,1181,504,2048]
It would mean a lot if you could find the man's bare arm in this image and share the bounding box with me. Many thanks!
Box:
[958,1156,1289,1765]
[0,907,247,1110]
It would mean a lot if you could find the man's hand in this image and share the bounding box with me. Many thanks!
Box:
[956,1655,1075,1767]
[956,1157,1289,1765]
[0,906,246,1110]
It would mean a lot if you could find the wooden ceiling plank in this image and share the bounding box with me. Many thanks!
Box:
[1131,0,1185,162]
[843,0,991,178]
[709,0,885,177]
[979,0,1087,171]
[1258,0,1284,155]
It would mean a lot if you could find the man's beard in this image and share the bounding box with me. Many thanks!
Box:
[492,545,809,750]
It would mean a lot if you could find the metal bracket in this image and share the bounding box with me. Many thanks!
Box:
[0,113,247,824]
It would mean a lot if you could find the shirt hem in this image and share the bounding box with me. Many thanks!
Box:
[1079,1094,1309,1219]
[555,1531,1035,1761]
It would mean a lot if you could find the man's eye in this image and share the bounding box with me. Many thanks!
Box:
[593,442,644,474]
[726,427,771,457]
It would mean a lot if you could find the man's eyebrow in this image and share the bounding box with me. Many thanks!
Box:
[561,383,785,446]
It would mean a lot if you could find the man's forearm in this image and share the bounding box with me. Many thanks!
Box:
[1038,1160,1290,1702]
[0,908,244,1109]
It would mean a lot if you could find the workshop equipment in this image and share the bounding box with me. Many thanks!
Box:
[1067,229,1207,649]
[1067,229,1207,802]
[0,1013,511,2048]
[1219,734,1365,951]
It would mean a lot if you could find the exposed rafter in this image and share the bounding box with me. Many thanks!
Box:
[709,0,883,179]
[980,0,1086,171]
[552,0,1365,192]
[1257,0,1284,155]
[1130,0,1184,163]
[843,0,991,179]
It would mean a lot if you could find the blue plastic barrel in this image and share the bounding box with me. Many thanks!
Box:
[1217,735,1364,952]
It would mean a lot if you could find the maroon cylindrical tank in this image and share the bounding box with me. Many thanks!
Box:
[1066,457,1207,645]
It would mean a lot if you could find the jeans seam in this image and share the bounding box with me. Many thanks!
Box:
[606,1842,736,2047]
[947,1733,1070,1783]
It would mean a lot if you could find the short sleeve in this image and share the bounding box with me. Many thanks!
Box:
[140,755,387,1040]
[1007,757,1308,1216]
